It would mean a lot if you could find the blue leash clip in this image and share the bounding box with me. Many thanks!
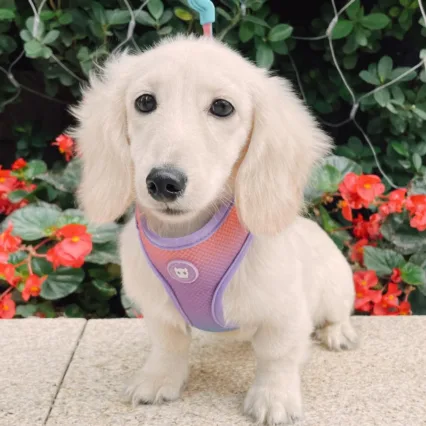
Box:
[188,0,216,26]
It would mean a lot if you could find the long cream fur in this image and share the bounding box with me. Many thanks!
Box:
[72,35,357,425]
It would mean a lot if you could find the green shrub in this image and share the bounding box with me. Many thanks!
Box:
[0,0,425,318]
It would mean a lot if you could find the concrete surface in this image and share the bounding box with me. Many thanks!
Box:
[1,317,425,426]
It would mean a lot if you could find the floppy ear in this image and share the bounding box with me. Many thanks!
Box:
[235,74,332,236]
[70,53,136,224]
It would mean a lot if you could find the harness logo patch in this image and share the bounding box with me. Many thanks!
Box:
[167,260,199,283]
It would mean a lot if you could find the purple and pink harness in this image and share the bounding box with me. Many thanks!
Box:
[136,203,252,332]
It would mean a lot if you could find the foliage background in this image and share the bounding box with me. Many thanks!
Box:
[0,0,425,318]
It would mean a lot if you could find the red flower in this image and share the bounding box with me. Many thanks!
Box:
[406,195,426,232]
[52,134,74,162]
[0,223,22,253]
[398,301,411,315]
[339,200,353,222]
[339,173,364,210]
[0,169,18,193]
[350,238,369,264]
[0,293,16,319]
[11,158,27,170]
[372,282,402,315]
[356,175,385,204]
[354,270,382,311]
[21,274,46,301]
[366,213,382,239]
[391,268,402,283]
[47,224,92,268]
[379,189,406,218]
[0,263,17,286]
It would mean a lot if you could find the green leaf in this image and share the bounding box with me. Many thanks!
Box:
[15,304,38,318]
[19,29,32,42]
[391,141,409,157]
[26,17,45,38]
[256,41,274,69]
[148,0,164,20]
[331,20,354,40]
[7,190,31,203]
[159,10,173,26]
[217,7,232,21]
[409,290,426,314]
[4,205,61,240]
[268,24,293,42]
[91,279,117,299]
[401,263,426,286]
[359,70,380,85]
[390,67,417,82]
[23,159,47,179]
[239,21,254,42]
[24,39,44,58]
[361,13,390,30]
[135,10,157,26]
[363,246,405,277]
[378,56,393,82]
[412,153,422,171]
[381,212,426,255]
[243,15,270,28]
[85,241,119,265]
[157,25,172,36]
[87,222,121,244]
[0,8,14,21]
[91,2,106,25]
[317,165,342,193]
[346,0,360,20]
[64,303,85,318]
[318,206,351,250]
[38,158,81,193]
[106,10,130,26]
[43,30,60,45]
[174,7,192,21]
[374,88,391,106]
[38,261,84,301]
[409,252,426,270]
[410,175,426,195]
[58,12,73,25]
[413,106,426,120]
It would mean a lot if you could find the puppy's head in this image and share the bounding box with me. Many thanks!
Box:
[72,35,331,235]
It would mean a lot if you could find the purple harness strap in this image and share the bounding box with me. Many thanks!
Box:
[135,203,252,332]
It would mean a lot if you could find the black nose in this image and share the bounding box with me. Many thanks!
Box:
[146,167,187,202]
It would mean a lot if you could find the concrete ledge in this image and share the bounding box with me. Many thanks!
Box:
[0,318,86,426]
[1,317,425,426]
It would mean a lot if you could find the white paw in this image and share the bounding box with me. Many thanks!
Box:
[315,320,358,351]
[244,384,303,425]
[122,367,188,406]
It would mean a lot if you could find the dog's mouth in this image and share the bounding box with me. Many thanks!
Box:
[159,207,187,216]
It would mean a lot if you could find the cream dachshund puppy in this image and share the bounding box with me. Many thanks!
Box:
[72,35,357,425]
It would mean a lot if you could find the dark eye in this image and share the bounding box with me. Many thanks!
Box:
[209,99,234,117]
[135,94,157,113]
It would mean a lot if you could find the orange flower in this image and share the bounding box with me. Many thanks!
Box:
[379,189,406,218]
[405,195,426,232]
[350,238,369,264]
[0,223,22,253]
[356,175,385,204]
[47,224,92,268]
[21,274,46,301]
[11,158,27,170]
[0,293,16,319]
[372,282,402,315]
[354,270,382,311]
[0,263,17,286]
[398,301,412,315]
[52,134,74,161]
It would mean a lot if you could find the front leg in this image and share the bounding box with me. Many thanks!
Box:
[244,321,310,425]
[123,317,191,406]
